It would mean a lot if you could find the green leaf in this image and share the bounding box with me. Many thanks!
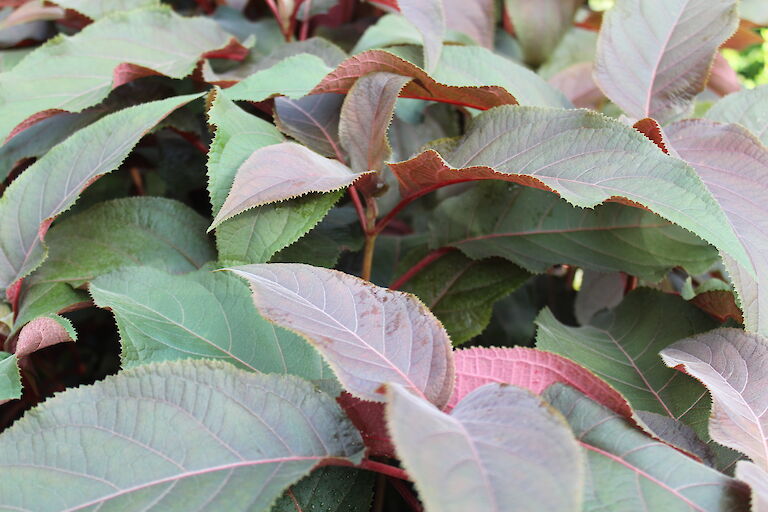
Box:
[706,85,768,145]
[11,282,88,337]
[32,197,215,287]
[504,0,581,67]
[271,467,374,512]
[90,266,332,387]
[386,382,583,512]
[51,0,160,19]
[0,93,201,295]
[391,106,750,276]
[544,384,749,512]
[217,191,342,266]
[536,288,717,436]
[400,251,530,345]
[0,351,20,403]
[429,183,718,282]
[0,360,364,511]
[0,6,234,141]
[222,54,332,103]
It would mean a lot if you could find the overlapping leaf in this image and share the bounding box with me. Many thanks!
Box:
[272,467,374,512]
[737,461,768,511]
[594,0,738,122]
[428,183,718,282]
[666,120,768,335]
[387,382,583,512]
[228,263,455,407]
[52,0,160,19]
[222,54,332,102]
[274,93,345,158]
[707,84,768,145]
[389,106,750,276]
[0,93,201,297]
[504,0,581,67]
[537,289,717,435]
[0,360,364,511]
[396,0,445,72]
[661,328,768,470]
[443,0,494,48]
[0,352,20,403]
[0,7,238,142]
[545,384,749,511]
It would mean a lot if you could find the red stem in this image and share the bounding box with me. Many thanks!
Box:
[169,127,208,155]
[389,478,424,512]
[390,247,456,290]
[359,459,410,481]
[299,0,313,40]
[265,0,291,41]
[348,185,369,235]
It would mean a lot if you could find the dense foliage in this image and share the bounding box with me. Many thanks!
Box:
[0,0,767,510]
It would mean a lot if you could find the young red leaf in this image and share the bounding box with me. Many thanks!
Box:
[311,50,518,111]
[447,346,632,418]
[228,263,455,408]
[336,392,395,458]
[209,142,370,229]
[386,382,584,512]
[594,0,738,122]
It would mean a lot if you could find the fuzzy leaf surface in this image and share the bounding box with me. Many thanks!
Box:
[536,289,717,435]
[0,93,201,296]
[52,0,160,19]
[594,0,738,122]
[0,7,236,141]
[545,384,749,511]
[0,360,364,511]
[387,382,583,512]
[661,328,768,470]
[229,263,455,407]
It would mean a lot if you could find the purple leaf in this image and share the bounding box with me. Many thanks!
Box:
[396,0,445,72]
[228,263,455,408]
[443,0,494,48]
[274,94,345,158]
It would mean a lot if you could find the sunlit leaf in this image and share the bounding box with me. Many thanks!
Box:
[707,84,768,146]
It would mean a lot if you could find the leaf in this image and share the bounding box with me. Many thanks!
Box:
[272,466,374,512]
[11,281,88,338]
[13,315,75,358]
[386,382,584,512]
[574,271,626,325]
[548,61,605,109]
[427,183,718,282]
[443,0,494,48]
[228,263,455,407]
[222,54,332,102]
[210,142,368,229]
[536,288,717,436]
[0,360,364,511]
[90,267,332,387]
[0,351,21,403]
[388,106,751,275]
[51,0,160,19]
[30,197,215,287]
[396,0,445,72]
[736,461,768,511]
[0,6,239,142]
[311,50,518,111]
[274,93,345,158]
[0,93,201,296]
[637,411,716,465]
[339,72,411,173]
[399,252,530,345]
[544,384,749,512]
[594,0,738,122]
[741,0,768,25]
[447,346,633,418]
[707,84,768,145]
[504,0,581,67]
[666,120,768,335]
[336,392,395,458]
[661,328,768,470]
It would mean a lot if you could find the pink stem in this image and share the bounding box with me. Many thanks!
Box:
[390,247,456,290]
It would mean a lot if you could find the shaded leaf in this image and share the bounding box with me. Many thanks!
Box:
[707,84,768,145]
[637,411,716,465]
[661,328,768,470]
[504,0,581,67]
[536,289,717,436]
[228,263,455,407]
[210,142,368,228]
[0,93,201,296]
[447,346,633,418]
[13,315,74,358]
[0,6,238,142]
[311,49,518,111]
[443,0,494,48]
[396,0,445,72]
[339,72,410,173]
[90,267,332,388]
[549,61,605,109]
[666,120,768,335]
[544,384,749,512]
[574,271,626,325]
[387,382,583,512]
[400,252,530,345]
[0,360,364,511]
[0,351,20,403]
[594,0,738,122]
[11,281,88,338]
[274,93,344,158]
[272,466,374,512]
[427,183,718,282]
[388,106,750,275]
[336,392,395,458]
[736,461,768,511]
